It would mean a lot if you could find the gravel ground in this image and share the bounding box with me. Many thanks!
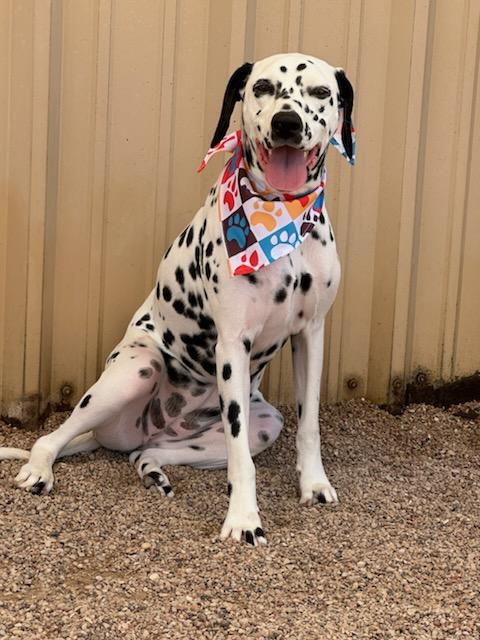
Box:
[1,399,479,639]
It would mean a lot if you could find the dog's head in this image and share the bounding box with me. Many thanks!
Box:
[211,53,354,194]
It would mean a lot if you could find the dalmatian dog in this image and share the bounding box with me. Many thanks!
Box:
[0,53,354,546]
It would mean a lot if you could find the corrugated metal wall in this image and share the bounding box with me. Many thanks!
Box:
[1,0,479,422]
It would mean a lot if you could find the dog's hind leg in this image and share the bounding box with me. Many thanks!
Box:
[130,398,283,544]
[9,342,164,495]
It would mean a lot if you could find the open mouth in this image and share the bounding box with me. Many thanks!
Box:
[256,141,320,192]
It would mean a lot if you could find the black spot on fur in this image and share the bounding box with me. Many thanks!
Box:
[173,299,185,315]
[247,274,258,285]
[162,286,172,302]
[300,273,312,293]
[139,367,153,379]
[264,344,277,357]
[275,288,287,303]
[150,397,165,429]
[298,403,303,419]
[243,338,251,353]
[79,394,91,409]
[177,227,188,247]
[189,445,204,451]
[200,358,216,376]
[188,262,197,280]
[228,401,241,437]
[186,226,194,247]
[175,267,185,289]
[150,359,161,372]
[219,394,224,413]
[163,329,175,347]
[280,66,287,72]
[258,430,270,443]
[296,63,306,71]
[222,363,232,380]
[254,527,264,538]
[156,282,160,299]
[198,314,215,331]
[245,531,255,545]
[205,241,214,257]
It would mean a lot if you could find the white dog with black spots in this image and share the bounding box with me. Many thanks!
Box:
[0,53,355,546]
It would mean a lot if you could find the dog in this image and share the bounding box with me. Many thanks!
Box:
[0,53,355,546]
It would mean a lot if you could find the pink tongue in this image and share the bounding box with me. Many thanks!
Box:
[265,146,307,191]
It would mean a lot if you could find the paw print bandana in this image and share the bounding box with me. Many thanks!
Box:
[198,122,355,276]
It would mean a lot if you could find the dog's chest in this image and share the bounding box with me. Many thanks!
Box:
[230,232,340,346]
[151,203,340,371]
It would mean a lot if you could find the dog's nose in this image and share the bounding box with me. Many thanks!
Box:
[271,111,303,143]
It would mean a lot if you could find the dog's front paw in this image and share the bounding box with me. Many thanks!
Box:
[219,509,267,546]
[14,462,54,495]
[299,476,338,506]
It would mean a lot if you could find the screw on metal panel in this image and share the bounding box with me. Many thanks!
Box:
[415,372,428,386]
[346,377,358,390]
[61,384,73,398]
[392,378,403,393]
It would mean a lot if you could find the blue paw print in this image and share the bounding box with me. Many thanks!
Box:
[226,213,250,249]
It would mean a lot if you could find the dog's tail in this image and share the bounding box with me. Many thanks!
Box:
[0,431,100,461]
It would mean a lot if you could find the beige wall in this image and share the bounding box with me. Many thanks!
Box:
[1,0,479,421]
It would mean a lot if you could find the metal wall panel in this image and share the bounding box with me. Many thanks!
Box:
[1,0,479,421]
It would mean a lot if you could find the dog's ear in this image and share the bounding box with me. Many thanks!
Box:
[210,62,253,147]
[334,69,354,162]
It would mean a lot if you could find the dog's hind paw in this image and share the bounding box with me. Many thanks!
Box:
[14,462,54,495]
[130,451,174,498]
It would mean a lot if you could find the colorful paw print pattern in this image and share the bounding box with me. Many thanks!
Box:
[199,126,355,275]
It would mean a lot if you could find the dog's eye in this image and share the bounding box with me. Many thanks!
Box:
[307,86,331,100]
[252,79,275,98]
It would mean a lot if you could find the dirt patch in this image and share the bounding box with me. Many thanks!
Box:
[1,400,479,639]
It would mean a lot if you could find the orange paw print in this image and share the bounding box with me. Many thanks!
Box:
[250,201,282,231]
[283,192,317,220]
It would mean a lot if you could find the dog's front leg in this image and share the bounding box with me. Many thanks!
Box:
[291,319,338,506]
[216,337,266,546]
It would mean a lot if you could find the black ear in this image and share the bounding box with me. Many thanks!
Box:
[335,69,354,161]
[210,62,253,147]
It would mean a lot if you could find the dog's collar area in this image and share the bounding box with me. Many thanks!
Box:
[198,123,355,276]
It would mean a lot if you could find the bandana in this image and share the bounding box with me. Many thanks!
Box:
[198,119,355,276]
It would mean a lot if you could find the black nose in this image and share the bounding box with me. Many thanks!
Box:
[271,111,303,143]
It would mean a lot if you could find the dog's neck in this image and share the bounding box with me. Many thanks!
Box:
[241,130,327,201]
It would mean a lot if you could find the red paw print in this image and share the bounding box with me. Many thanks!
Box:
[233,250,264,275]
